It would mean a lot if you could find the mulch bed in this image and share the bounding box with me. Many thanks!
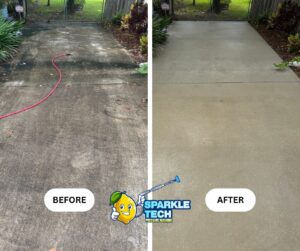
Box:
[109,25,147,65]
[254,24,300,78]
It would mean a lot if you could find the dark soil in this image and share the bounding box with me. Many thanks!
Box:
[254,24,300,78]
[109,25,147,64]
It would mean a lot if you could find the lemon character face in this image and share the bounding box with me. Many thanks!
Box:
[114,194,136,224]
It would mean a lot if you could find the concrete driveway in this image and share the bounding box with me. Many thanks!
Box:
[153,22,300,250]
[0,23,147,250]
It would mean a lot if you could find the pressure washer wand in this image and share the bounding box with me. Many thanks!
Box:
[138,175,181,199]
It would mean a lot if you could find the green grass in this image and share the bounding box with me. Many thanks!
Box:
[70,0,104,21]
[175,0,251,20]
[30,0,103,21]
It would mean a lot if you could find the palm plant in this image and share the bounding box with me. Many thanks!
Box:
[0,17,22,61]
[153,16,171,48]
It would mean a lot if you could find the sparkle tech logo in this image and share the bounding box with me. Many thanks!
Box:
[143,199,191,223]
[110,176,191,224]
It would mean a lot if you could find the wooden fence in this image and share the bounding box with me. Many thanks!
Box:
[249,0,300,20]
[103,0,136,20]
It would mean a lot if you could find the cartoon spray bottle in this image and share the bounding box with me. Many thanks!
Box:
[110,176,181,224]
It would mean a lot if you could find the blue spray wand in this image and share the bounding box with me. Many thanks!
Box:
[138,176,180,199]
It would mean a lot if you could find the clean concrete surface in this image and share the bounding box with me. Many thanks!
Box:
[153,22,300,251]
[154,21,299,84]
[0,23,147,250]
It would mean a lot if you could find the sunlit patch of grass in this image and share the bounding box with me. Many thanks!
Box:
[175,0,251,20]
[30,0,103,21]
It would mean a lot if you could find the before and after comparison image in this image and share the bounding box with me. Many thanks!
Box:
[0,0,300,250]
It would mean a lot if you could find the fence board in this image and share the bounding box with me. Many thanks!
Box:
[103,0,135,19]
[249,0,300,20]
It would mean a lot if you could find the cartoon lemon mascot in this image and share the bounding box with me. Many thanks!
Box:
[110,191,137,224]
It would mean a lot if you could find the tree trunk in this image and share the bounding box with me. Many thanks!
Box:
[193,0,195,6]
[47,0,50,6]
[212,0,221,13]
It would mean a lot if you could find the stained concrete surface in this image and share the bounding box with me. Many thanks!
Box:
[153,22,300,250]
[0,23,147,250]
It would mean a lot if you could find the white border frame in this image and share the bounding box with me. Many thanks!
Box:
[147,1,153,250]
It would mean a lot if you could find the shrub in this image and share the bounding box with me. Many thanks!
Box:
[153,16,171,48]
[112,12,123,26]
[119,1,147,34]
[5,0,19,18]
[139,34,147,54]
[128,1,147,34]
[269,0,300,33]
[0,17,22,61]
[212,0,232,14]
[288,33,300,53]
[153,0,163,15]
[256,13,271,25]
[121,14,130,30]
[66,0,85,13]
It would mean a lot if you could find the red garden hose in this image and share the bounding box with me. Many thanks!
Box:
[0,53,70,120]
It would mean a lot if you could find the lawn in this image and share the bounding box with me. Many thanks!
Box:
[70,0,104,21]
[175,0,251,20]
[29,0,103,21]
